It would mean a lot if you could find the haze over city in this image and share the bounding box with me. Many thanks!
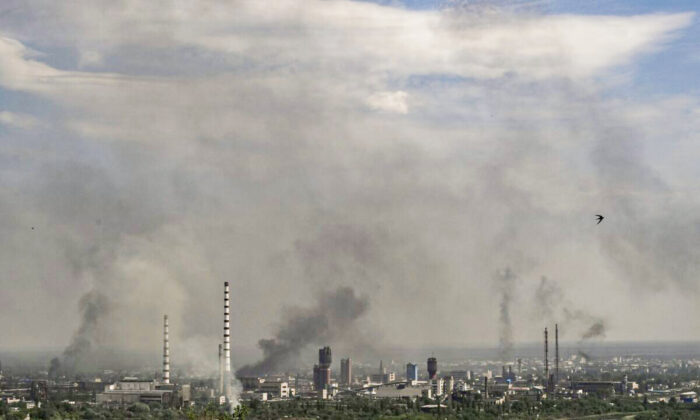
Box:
[1,0,699,387]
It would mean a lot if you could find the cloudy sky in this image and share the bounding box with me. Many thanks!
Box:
[1,0,699,367]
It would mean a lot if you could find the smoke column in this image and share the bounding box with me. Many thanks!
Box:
[496,268,516,361]
[218,344,224,396]
[62,291,110,372]
[237,286,369,376]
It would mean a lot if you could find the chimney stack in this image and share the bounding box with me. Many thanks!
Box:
[555,323,559,386]
[544,327,549,389]
[223,282,231,399]
[163,314,170,384]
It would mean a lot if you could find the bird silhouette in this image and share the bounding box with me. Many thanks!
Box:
[595,215,604,225]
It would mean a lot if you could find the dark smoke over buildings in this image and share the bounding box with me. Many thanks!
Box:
[581,320,606,340]
[534,277,607,342]
[496,268,516,361]
[236,286,369,376]
[62,291,110,371]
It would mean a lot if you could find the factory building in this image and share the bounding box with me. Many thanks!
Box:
[371,382,432,399]
[96,378,174,405]
[571,381,627,395]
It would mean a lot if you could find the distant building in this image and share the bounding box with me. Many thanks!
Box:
[442,376,454,394]
[340,358,352,386]
[427,357,437,380]
[430,378,444,396]
[406,363,418,381]
[571,381,625,395]
[313,347,332,390]
[259,381,289,399]
[96,378,174,406]
[372,382,431,399]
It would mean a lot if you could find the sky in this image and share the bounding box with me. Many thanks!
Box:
[0,0,699,371]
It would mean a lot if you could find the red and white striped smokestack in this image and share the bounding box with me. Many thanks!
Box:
[163,314,170,384]
[223,282,231,398]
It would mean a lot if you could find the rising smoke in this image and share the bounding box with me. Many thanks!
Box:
[496,268,516,361]
[0,1,697,367]
[534,277,607,342]
[581,320,606,340]
[62,291,110,372]
[236,286,369,376]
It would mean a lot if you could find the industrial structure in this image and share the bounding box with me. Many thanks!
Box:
[222,281,233,403]
[555,323,559,385]
[544,327,549,392]
[163,315,170,384]
[96,314,181,406]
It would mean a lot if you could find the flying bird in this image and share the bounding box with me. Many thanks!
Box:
[595,215,604,225]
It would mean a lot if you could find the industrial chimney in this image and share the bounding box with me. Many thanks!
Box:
[555,323,559,386]
[544,327,549,390]
[163,314,170,384]
[223,281,232,400]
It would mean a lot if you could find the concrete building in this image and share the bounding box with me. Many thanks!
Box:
[442,376,454,394]
[372,382,431,399]
[259,381,289,399]
[571,381,625,395]
[430,378,444,396]
[427,357,437,380]
[313,347,332,390]
[96,378,174,406]
[340,358,352,386]
[406,363,418,381]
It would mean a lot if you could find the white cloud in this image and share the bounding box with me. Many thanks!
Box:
[366,91,408,114]
[0,0,698,350]
[0,111,40,129]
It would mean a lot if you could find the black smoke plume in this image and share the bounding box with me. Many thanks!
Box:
[62,290,110,372]
[496,268,516,361]
[581,320,606,340]
[236,286,369,376]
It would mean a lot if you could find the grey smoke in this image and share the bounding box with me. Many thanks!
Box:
[236,286,369,376]
[48,357,61,379]
[496,268,516,361]
[534,277,607,342]
[0,1,696,362]
[534,276,563,321]
[62,291,110,372]
[581,320,606,340]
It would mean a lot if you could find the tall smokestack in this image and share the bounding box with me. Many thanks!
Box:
[555,323,559,386]
[544,327,548,390]
[223,282,231,400]
[163,314,170,384]
[219,344,224,396]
